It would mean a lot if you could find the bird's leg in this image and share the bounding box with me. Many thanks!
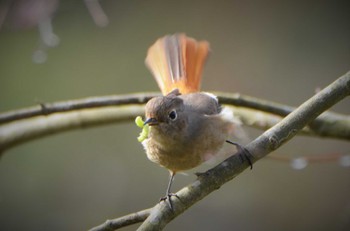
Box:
[160,171,180,210]
[226,140,253,169]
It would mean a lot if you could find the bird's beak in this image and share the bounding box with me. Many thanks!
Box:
[144,117,159,126]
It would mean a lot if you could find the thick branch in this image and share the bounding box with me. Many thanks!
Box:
[136,72,350,230]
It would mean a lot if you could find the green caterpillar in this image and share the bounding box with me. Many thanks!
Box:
[135,116,149,142]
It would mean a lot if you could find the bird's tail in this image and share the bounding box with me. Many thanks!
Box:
[145,33,210,95]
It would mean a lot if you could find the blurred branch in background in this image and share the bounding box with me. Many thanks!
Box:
[84,0,109,27]
[2,91,349,139]
[0,92,349,153]
[0,104,145,153]
[0,92,159,124]
[1,71,349,154]
[0,0,108,63]
[2,91,350,141]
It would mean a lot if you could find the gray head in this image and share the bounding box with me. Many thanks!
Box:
[144,89,187,134]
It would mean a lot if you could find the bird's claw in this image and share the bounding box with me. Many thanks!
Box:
[160,193,180,210]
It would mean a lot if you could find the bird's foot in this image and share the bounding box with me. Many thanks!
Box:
[160,193,180,211]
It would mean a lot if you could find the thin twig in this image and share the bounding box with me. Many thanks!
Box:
[89,208,152,231]
[0,93,159,124]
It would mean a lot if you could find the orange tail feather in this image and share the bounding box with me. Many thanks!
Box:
[145,34,210,95]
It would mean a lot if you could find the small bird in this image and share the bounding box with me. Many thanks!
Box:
[141,34,248,208]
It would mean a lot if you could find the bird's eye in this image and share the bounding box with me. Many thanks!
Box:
[168,110,177,121]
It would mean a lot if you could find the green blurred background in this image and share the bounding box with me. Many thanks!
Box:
[0,0,349,230]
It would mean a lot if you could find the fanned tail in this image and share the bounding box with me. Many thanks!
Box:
[145,34,210,95]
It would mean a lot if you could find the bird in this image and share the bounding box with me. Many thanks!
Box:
[140,33,250,209]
